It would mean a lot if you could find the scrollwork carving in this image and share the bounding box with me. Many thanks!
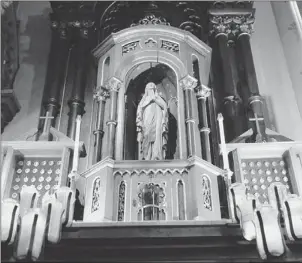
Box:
[131,14,170,27]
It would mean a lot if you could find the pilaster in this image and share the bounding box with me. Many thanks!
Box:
[179,75,199,158]
[195,85,212,162]
[104,77,122,159]
[92,86,110,164]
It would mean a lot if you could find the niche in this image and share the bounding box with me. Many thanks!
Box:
[124,63,179,160]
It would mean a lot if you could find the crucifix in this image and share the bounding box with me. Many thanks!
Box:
[249,112,266,143]
[39,111,54,141]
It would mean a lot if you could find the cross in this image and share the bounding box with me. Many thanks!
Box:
[249,113,264,133]
[39,111,54,141]
[249,113,266,143]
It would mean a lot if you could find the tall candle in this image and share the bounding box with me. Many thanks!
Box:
[72,115,81,172]
[217,113,229,171]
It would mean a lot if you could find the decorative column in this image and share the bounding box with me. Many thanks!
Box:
[105,77,122,159]
[209,15,245,142]
[67,36,91,139]
[40,24,70,140]
[196,85,212,162]
[92,86,109,164]
[180,75,198,158]
[234,15,268,142]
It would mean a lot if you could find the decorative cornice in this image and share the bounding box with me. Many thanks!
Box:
[179,75,198,91]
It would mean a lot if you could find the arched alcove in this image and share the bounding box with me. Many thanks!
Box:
[124,63,179,160]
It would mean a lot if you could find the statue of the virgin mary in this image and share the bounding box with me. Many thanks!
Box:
[136,82,168,160]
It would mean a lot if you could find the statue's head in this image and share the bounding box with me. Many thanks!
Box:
[145,82,157,96]
[146,82,156,90]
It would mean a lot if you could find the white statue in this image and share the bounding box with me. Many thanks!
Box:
[136,82,168,160]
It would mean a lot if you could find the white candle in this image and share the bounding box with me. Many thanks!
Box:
[72,115,81,172]
[217,113,229,170]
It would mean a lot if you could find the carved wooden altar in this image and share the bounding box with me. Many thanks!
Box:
[1,1,302,262]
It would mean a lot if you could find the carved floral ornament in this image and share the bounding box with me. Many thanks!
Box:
[179,75,198,91]
[104,77,122,92]
[209,14,255,38]
[93,86,110,101]
[196,85,211,99]
[131,14,170,27]
[50,19,95,38]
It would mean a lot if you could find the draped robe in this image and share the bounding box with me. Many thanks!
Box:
[136,89,168,160]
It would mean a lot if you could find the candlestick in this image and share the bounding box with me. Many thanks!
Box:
[72,115,81,172]
[217,113,232,178]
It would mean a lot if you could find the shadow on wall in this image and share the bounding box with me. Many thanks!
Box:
[15,6,51,116]
[2,5,52,140]
[20,9,51,117]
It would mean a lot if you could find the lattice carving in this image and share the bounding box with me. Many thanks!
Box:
[161,40,179,53]
[241,157,292,204]
[91,177,101,213]
[201,175,212,211]
[122,41,140,55]
[117,181,126,221]
[10,156,62,205]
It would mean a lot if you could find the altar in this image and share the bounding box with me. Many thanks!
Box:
[1,1,302,262]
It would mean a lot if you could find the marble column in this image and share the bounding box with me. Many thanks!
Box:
[234,15,268,143]
[40,27,70,140]
[67,38,90,140]
[209,15,245,142]
[92,86,109,164]
[180,75,198,158]
[105,77,122,159]
[196,85,212,162]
